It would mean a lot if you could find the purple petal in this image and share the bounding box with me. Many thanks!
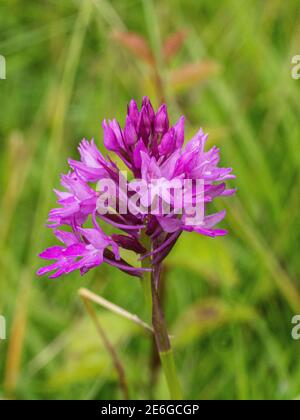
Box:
[127,99,139,127]
[203,210,226,228]
[137,106,151,142]
[185,128,208,153]
[133,138,148,169]
[220,188,237,196]
[124,115,138,146]
[155,104,169,135]
[37,261,61,276]
[193,227,228,237]
[48,268,65,279]
[63,243,87,257]
[159,128,175,156]
[54,230,79,246]
[61,174,95,201]
[77,227,110,250]
[157,216,182,233]
[103,120,120,152]
[112,234,146,254]
[39,246,64,260]
[173,116,185,148]
[142,96,155,121]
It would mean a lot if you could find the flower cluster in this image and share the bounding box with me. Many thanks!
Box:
[37,97,235,279]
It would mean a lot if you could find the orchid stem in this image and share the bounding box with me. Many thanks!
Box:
[142,264,152,320]
[159,350,182,400]
[140,232,182,399]
[151,269,182,400]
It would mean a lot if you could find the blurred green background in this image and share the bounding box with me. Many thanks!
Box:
[1,0,300,400]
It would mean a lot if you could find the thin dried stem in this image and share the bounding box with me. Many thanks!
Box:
[79,290,129,400]
[79,288,153,334]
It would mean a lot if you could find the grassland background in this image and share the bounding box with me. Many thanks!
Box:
[1,0,300,400]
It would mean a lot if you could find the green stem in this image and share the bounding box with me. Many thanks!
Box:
[151,271,182,400]
[140,231,182,399]
[142,266,152,319]
[160,350,182,400]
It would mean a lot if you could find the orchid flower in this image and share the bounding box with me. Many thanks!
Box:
[37,97,235,399]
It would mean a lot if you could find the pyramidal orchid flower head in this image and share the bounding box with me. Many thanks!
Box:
[37,97,235,279]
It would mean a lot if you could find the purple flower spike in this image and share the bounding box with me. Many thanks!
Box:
[38,97,235,279]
